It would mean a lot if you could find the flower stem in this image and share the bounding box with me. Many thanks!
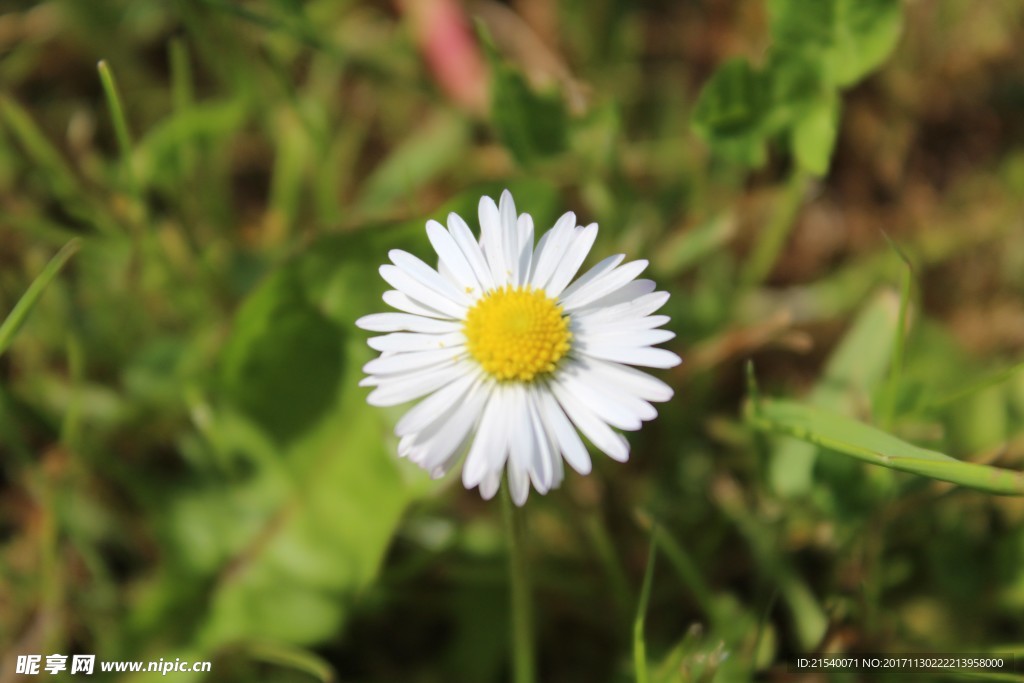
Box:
[501,485,535,683]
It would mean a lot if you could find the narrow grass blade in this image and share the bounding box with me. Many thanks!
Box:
[97,60,137,192]
[741,168,809,287]
[634,530,657,683]
[878,232,915,429]
[0,96,81,194]
[235,641,336,682]
[0,239,81,358]
[169,37,196,174]
[923,359,1024,413]
[748,398,1024,495]
[652,212,736,277]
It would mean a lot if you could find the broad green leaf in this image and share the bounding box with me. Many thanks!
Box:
[769,0,835,51]
[197,372,418,647]
[478,16,567,164]
[140,231,433,656]
[751,399,1024,496]
[763,49,828,130]
[768,0,903,88]
[0,239,81,358]
[220,268,344,446]
[692,59,770,165]
[790,92,839,176]
[826,0,903,87]
[490,64,569,164]
[692,59,769,138]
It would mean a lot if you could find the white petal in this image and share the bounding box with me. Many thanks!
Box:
[549,381,630,462]
[448,212,495,290]
[356,312,462,333]
[363,347,464,375]
[582,359,674,403]
[567,360,658,423]
[388,250,471,306]
[528,212,575,288]
[549,440,565,489]
[427,220,483,296]
[573,279,657,311]
[545,224,599,297]
[516,213,534,286]
[524,387,555,492]
[571,291,670,326]
[499,190,520,284]
[367,331,465,353]
[394,371,481,436]
[574,314,671,335]
[554,366,645,430]
[581,328,676,347]
[578,345,682,369]
[405,388,484,473]
[381,290,454,320]
[507,459,530,506]
[428,442,469,479]
[367,361,471,407]
[380,266,467,319]
[561,259,649,311]
[479,469,501,500]
[478,195,508,287]
[536,387,591,475]
[507,383,550,498]
[462,386,510,488]
[556,253,624,302]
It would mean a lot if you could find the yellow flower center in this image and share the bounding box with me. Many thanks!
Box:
[464,285,572,382]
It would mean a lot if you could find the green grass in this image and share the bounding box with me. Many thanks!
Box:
[2,1,1024,681]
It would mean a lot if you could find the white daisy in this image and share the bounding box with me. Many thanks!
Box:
[356,190,681,505]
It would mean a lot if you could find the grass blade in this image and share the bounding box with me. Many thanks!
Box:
[97,60,137,193]
[747,398,1024,495]
[634,530,657,683]
[235,641,336,682]
[0,239,81,358]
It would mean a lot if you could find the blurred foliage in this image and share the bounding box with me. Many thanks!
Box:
[1,0,1024,682]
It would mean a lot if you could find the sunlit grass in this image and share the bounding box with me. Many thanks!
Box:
[1,1,1024,681]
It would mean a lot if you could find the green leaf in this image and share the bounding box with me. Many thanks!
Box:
[790,92,840,176]
[768,0,903,88]
[220,268,344,446]
[143,233,433,653]
[196,385,419,647]
[750,399,1024,496]
[692,59,770,166]
[827,0,904,87]
[0,239,81,358]
[478,20,568,164]
[764,49,828,127]
[491,65,569,164]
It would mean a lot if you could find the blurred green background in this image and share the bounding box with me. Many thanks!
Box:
[2,0,1024,681]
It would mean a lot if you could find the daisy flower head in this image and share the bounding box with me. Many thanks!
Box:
[356,191,681,505]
